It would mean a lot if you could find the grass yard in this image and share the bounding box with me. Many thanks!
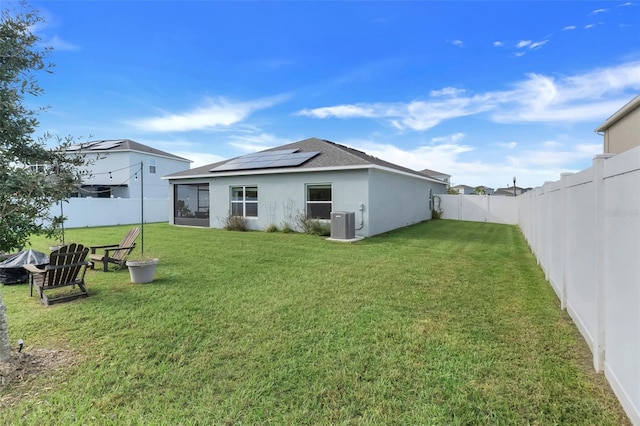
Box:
[0,220,630,424]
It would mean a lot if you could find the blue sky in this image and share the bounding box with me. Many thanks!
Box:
[19,1,640,188]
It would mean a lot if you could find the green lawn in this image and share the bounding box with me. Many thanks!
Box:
[0,220,629,424]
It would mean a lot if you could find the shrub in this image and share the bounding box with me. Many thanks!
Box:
[296,212,331,236]
[280,223,295,233]
[223,215,248,231]
[265,224,279,233]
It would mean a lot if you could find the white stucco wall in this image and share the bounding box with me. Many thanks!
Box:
[170,169,372,234]
[169,167,446,237]
[79,151,189,199]
[367,168,446,236]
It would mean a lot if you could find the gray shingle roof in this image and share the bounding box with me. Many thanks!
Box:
[419,168,450,178]
[82,139,191,162]
[165,137,442,182]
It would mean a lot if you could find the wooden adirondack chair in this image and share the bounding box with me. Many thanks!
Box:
[24,243,90,306]
[89,227,140,272]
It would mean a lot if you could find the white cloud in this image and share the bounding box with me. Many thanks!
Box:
[494,142,517,149]
[47,35,79,51]
[493,41,504,47]
[590,8,608,15]
[506,143,600,168]
[129,95,286,132]
[585,24,595,29]
[450,39,464,47]
[529,40,549,49]
[516,40,532,48]
[563,25,577,31]
[430,87,466,97]
[173,151,225,169]
[298,103,384,119]
[342,135,594,188]
[297,60,640,130]
[227,133,292,153]
[619,2,634,6]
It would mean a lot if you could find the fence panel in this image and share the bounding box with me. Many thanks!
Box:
[51,198,170,228]
[437,194,517,224]
[602,151,640,424]
[518,146,640,425]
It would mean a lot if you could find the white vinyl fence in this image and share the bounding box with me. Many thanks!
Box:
[49,198,170,228]
[436,194,518,224]
[518,146,640,426]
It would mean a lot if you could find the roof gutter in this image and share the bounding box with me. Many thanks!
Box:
[594,94,640,133]
[163,164,446,185]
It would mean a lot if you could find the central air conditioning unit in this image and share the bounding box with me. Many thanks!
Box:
[330,211,356,239]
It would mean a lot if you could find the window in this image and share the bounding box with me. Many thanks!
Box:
[306,184,332,219]
[149,158,157,174]
[231,186,258,217]
[29,163,46,173]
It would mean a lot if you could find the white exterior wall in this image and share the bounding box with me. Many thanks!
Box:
[79,150,189,199]
[169,168,446,237]
[518,146,640,425]
[367,168,446,236]
[171,169,373,235]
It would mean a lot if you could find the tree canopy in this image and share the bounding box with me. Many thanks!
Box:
[0,3,88,254]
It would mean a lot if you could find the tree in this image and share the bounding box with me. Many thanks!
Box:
[474,186,486,195]
[0,3,88,361]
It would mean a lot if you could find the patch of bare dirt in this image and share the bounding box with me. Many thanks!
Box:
[0,348,77,408]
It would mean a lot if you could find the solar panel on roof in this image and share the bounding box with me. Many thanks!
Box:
[210,150,320,172]
[88,141,123,150]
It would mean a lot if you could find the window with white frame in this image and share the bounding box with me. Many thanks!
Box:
[149,158,157,174]
[29,163,46,173]
[231,186,258,217]
[306,184,332,219]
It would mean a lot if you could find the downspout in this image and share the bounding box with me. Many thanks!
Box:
[356,203,365,230]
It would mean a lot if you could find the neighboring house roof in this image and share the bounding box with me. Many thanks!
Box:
[165,137,444,183]
[419,168,451,178]
[451,184,474,190]
[493,189,516,196]
[595,94,640,133]
[68,139,191,163]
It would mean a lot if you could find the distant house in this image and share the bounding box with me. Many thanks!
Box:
[164,138,447,237]
[494,186,530,196]
[450,184,475,194]
[65,139,191,199]
[419,168,451,187]
[596,93,640,155]
[477,186,495,195]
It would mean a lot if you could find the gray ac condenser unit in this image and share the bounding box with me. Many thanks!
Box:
[330,211,356,239]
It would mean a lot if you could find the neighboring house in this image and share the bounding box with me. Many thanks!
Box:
[64,139,191,198]
[477,186,495,195]
[596,93,640,155]
[450,184,475,194]
[419,168,451,187]
[164,138,447,237]
[494,186,530,196]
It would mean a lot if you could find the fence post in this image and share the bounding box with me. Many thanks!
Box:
[560,173,573,310]
[593,154,613,372]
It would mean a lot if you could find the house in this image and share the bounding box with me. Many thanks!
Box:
[493,186,530,196]
[164,138,447,237]
[65,139,191,198]
[419,168,451,187]
[596,94,640,155]
[476,186,494,195]
[450,184,475,194]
